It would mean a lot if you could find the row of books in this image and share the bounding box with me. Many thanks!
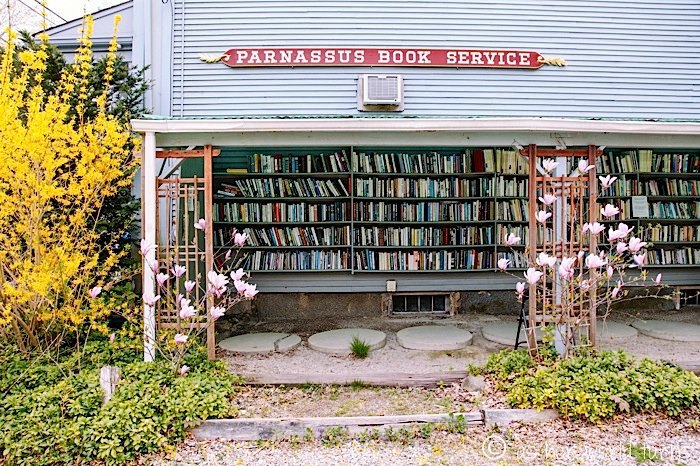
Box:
[495,177,528,197]
[646,248,700,266]
[242,250,350,271]
[636,179,699,197]
[496,200,529,222]
[354,177,491,198]
[350,149,529,174]
[354,249,494,271]
[648,202,699,220]
[354,200,495,222]
[596,151,700,174]
[353,226,494,247]
[241,226,351,248]
[216,178,349,198]
[248,151,349,173]
[643,225,700,243]
[214,201,348,223]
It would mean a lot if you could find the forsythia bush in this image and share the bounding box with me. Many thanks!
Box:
[0,18,137,354]
[483,349,700,422]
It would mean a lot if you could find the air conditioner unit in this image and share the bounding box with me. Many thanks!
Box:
[361,74,403,105]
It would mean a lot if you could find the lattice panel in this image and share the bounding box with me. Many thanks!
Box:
[522,145,600,357]
[155,176,208,329]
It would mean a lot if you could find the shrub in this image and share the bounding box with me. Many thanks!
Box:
[0,342,241,465]
[483,349,700,422]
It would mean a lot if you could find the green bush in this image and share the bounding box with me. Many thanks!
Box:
[483,349,700,422]
[0,342,241,465]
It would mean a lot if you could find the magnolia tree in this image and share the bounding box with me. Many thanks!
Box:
[498,158,665,357]
[133,220,256,374]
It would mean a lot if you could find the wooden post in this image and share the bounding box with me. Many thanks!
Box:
[100,366,121,404]
[142,131,157,362]
[526,144,539,356]
[203,144,216,359]
[587,144,599,346]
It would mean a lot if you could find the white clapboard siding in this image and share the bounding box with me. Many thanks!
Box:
[168,0,700,119]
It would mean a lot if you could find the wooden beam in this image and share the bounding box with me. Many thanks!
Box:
[240,370,468,387]
[156,148,221,158]
[203,144,216,360]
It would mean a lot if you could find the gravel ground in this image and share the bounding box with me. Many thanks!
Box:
[149,414,700,466]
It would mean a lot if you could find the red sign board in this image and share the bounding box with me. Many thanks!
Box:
[217,47,553,69]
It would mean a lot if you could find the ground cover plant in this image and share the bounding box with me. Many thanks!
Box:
[0,338,241,466]
[481,348,700,422]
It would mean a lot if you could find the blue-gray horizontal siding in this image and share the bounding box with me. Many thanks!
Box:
[171,0,700,119]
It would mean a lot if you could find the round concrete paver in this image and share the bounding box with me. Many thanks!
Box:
[631,320,700,342]
[597,321,638,341]
[481,322,542,346]
[308,328,386,355]
[396,325,473,351]
[218,332,302,354]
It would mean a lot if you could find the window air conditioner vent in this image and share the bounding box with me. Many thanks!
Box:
[362,74,403,105]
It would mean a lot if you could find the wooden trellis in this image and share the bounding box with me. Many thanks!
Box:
[154,145,219,358]
[520,144,602,357]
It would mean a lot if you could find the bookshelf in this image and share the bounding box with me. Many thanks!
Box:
[214,147,699,273]
[593,149,700,268]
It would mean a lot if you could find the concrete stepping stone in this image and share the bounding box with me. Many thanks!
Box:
[631,320,700,342]
[396,325,473,351]
[308,328,386,355]
[219,332,301,354]
[481,322,542,346]
[597,321,638,341]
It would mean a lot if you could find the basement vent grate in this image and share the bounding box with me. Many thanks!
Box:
[391,294,448,315]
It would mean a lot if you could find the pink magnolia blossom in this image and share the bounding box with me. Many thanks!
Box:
[536,252,556,268]
[109,333,115,344]
[538,194,557,205]
[524,267,544,285]
[207,271,229,297]
[497,258,510,271]
[558,257,577,279]
[655,273,662,285]
[89,286,102,299]
[156,272,169,286]
[585,254,607,269]
[578,159,595,173]
[179,365,190,376]
[225,249,232,261]
[601,204,620,218]
[607,227,627,243]
[234,279,247,293]
[234,232,248,247]
[577,250,585,260]
[587,222,605,235]
[174,333,188,344]
[179,299,197,319]
[579,279,591,292]
[210,306,226,320]
[172,265,186,278]
[599,175,618,189]
[606,266,614,279]
[611,280,623,299]
[143,290,160,307]
[628,237,648,253]
[175,293,183,304]
[140,238,155,255]
[184,280,196,293]
[617,223,633,237]
[506,233,521,246]
[632,252,647,267]
[515,282,526,300]
[542,158,559,173]
[244,283,259,298]
[616,242,628,254]
[535,210,552,223]
[150,260,160,273]
[230,268,245,281]
[194,218,206,231]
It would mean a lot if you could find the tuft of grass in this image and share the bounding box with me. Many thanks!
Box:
[628,443,661,463]
[350,379,369,391]
[350,336,371,359]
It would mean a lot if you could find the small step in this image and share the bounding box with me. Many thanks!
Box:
[240,370,468,387]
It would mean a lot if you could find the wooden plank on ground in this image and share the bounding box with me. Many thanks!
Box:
[191,412,484,441]
[241,371,468,387]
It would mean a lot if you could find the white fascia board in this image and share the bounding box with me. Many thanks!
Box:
[130,117,700,135]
